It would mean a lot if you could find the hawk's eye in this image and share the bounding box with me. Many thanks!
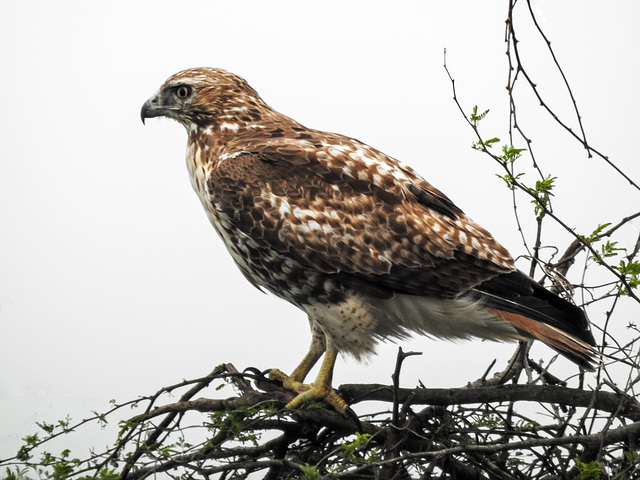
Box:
[175,85,191,99]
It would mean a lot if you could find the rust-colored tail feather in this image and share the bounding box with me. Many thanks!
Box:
[488,308,597,370]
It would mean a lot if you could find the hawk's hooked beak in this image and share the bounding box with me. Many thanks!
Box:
[140,96,165,125]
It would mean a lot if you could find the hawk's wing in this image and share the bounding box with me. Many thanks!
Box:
[210,133,515,299]
[210,134,596,362]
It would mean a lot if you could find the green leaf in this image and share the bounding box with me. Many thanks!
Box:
[500,145,527,164]
[298,464,320,480]
[470,105,490,126]
[573,455,603,479]
[613,259,640,294]
[472,137,501,151]
[527,175,557,218]
[579,223,612,244]
[496,172,524,190]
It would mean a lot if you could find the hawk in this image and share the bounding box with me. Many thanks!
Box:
[141,68,596,412]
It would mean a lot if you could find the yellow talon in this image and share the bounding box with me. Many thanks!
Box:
[285,384,349,413]
[268,368,310,393]
[268,349,349,413]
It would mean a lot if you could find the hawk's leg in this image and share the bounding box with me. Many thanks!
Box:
[269,325,348,413]
[288,323,326,383]
[269,322,325,389]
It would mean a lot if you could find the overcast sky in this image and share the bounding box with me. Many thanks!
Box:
[1,1,639,458]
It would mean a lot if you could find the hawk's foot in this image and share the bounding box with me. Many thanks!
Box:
[268,368,310,394]
[268,368,349,413]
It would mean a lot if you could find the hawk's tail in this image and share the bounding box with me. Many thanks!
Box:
[471,271,598,371]
[486,308,596,370]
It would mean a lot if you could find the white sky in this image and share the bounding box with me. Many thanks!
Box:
[1,1,639,458]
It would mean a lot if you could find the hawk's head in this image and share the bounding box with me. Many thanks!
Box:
[141,67,267,132]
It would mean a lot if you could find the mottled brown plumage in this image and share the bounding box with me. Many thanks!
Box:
[141,68,596,411]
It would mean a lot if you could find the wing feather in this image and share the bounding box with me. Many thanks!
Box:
[209,132,515,299]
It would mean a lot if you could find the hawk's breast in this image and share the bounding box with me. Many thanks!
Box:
[185,138,350,309]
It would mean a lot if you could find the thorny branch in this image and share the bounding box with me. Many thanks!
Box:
[5,363,640,480]
[512,0,640,192]
[443,39,640,303]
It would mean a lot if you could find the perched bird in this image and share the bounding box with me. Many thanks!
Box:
[141,68,596,412]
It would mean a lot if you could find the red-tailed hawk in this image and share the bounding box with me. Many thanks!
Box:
[141,68,596,412]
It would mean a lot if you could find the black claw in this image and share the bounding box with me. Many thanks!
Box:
[344,405,362,431]
[243,367,266,378]
[243,367,283,392]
